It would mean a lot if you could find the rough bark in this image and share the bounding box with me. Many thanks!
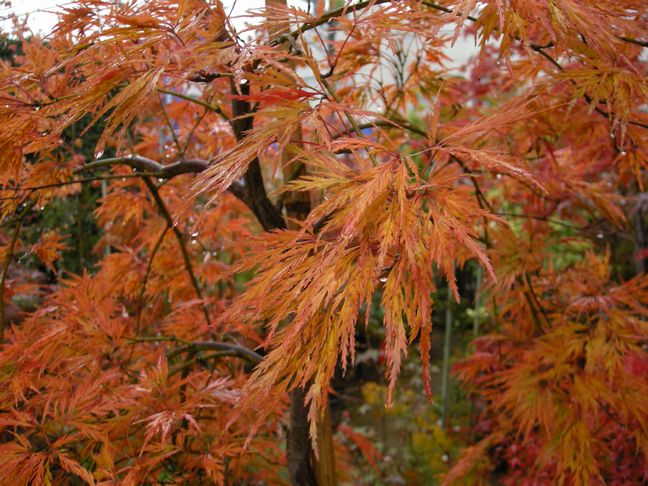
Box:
[287,388,318,486]
[313,403,337,486]
[264,2,338,483]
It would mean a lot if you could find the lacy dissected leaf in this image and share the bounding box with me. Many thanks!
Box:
[31,231,67,272]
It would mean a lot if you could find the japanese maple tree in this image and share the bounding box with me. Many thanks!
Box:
[0,0,646,484]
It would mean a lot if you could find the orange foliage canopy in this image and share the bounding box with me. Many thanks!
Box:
[0,0,646,484]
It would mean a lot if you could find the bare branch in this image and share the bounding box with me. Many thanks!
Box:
[158,92,183,154]
[83,155,209,177]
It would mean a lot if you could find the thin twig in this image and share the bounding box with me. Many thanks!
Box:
[127,335,192,345]
[124,225,168,365]
[619,36,648,48]
[2,173,160,196]
[497,211,588,230]
[183,108,208,155]
[450,155,496,213]
[278,0,392,45]
[524,273,551,328]
[158,92,183,154]
[127,335,262,364]
[158,88,229,119]
[169,351,230,377]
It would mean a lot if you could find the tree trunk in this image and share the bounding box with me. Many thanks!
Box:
[287,388,318,485]
[265,2,337,483]
[313,403,337,486]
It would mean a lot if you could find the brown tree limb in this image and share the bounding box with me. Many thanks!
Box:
[277,0,392,46]
[228,79,287,231]
[524,272,551,329]
[83,156,209,178]
[169,351,230,376]
[0,201,33,342]
[269,3,337,481]
[82,156,248,205]
[619,36,648,48]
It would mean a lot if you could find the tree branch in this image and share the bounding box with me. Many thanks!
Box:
[167,341,263,364]
[3,173,160,196]
[229,79,287,231]
[127,335,262,366]
[83,155,209,178]
[450,155,496,213]
[619,36,648,48]
[82,155,251,207]
[0,201,33,342]
[169,351,231,376]
[497,211,588,230]
[524,272,551,328]
[141,176,213,329]
[158,92,183,154]
[135,225,170,335]
[278,0,392,46]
